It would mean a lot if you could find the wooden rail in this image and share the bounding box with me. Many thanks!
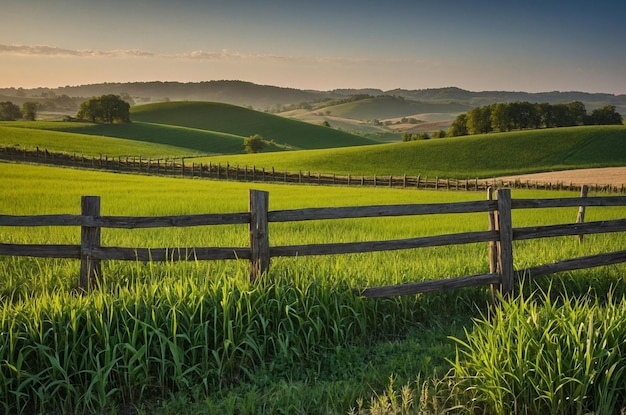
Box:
[2,146,625,194]
[1,189,625,298]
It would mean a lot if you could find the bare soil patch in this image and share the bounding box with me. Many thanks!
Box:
[494,167,626,187]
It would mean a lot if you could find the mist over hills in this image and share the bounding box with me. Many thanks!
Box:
[2,81,625,115]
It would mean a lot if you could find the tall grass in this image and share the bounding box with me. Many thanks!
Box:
[449,285,626,414]
[2,163,626,413]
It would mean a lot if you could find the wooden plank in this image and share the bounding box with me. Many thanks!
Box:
[512,196,626,209]
[270,230,497,257]
[517,249,626,279]
[88,246,250,261]
[513,218,626,240]
[80,196,101,291]
[0,214,87,227]
[496,189,514,297]
[99,212,250,228]
[360,272,500,297]
[268,200,496,222]
[0,212,251,228]
[249,189,270,281]
[0,243,80,258]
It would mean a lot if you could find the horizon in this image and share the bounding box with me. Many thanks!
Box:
[2,0,625,95]
[2,79,625,97]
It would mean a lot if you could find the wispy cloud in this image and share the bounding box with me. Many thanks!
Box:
[0,43,427,66]
[0,44,156,58]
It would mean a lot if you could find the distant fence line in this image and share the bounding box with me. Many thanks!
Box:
[1,146,625,194]
[1,188,626,303]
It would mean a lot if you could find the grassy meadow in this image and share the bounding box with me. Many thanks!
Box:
[198,125,626,178]
[1,101,625,413]
[2,161,626,414]
[130,101,378,150]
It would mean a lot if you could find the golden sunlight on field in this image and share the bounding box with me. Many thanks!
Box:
[495,167,626,187]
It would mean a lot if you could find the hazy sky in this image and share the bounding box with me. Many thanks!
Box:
[1,0,625,93]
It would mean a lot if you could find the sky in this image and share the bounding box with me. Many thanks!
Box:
[1,0,625,94]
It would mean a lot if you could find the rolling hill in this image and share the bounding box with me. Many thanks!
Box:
[130,101,378,150]
[196,125,626,179]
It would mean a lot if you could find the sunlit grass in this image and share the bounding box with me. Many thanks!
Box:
[0,123,200,158]
[1,163,626,414]
[198,125,626,178]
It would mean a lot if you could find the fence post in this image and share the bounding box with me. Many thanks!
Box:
[249,189,270,282]
[80,196,102,291]
[577,185,589,242]
[487,187,498,304]
[495,189,514,298]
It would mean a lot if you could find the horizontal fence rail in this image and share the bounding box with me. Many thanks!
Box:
[1,188,625,298]
[2,146,625,194]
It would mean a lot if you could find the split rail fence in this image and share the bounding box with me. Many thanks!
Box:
[1,188,626,298]
[2,146,624,194]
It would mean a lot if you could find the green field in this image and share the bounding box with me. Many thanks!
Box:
[1,102,626,413]
[130,101,378,150]
[198,125,626,178]
[2,162,626,414]
[4,118,624,180]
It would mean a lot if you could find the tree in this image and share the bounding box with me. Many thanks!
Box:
[585,105,623,125]
[76,94,130,123]
[466,106,492,135]
[0,101,22,121]
[490,103,512,132]
[244,134,266,153]
[21,102,39,121]
[447,113,468,137]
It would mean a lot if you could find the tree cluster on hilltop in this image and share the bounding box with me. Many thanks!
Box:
[76,95,131,124]
[448,101,623,137]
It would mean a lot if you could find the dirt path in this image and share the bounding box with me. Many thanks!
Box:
[493,167,626,187]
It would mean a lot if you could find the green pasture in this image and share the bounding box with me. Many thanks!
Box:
[0,123,203,158]
[199,125,626,178]
[322,95,469,120]
[1,162,626,413]
[130,101,379,150]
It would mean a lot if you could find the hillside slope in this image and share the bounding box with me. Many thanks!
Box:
[320,95,470,120]
[198,126,626,178]
[130,101,378,150]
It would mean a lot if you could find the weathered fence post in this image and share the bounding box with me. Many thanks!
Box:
[249,189,270,282]
[577,185,589,242]
[495,189,514,298]
[80,196,102,291]
[487,187,498,304]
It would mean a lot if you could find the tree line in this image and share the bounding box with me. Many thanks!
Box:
[448,101,623,136]
[0,95,131,123]
[0,101,39,121]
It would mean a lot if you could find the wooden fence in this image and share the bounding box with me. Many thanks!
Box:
[1,189,626,298]
[2,146,624,193]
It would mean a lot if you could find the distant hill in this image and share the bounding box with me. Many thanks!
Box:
[1,81,624,115]
[315,95,471,120]
[130,101,378,150]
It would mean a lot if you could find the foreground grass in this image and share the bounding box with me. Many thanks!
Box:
[1,163,625,414]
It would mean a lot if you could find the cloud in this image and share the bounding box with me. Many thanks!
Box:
[0,43,428,66]
[0,44,156,58]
